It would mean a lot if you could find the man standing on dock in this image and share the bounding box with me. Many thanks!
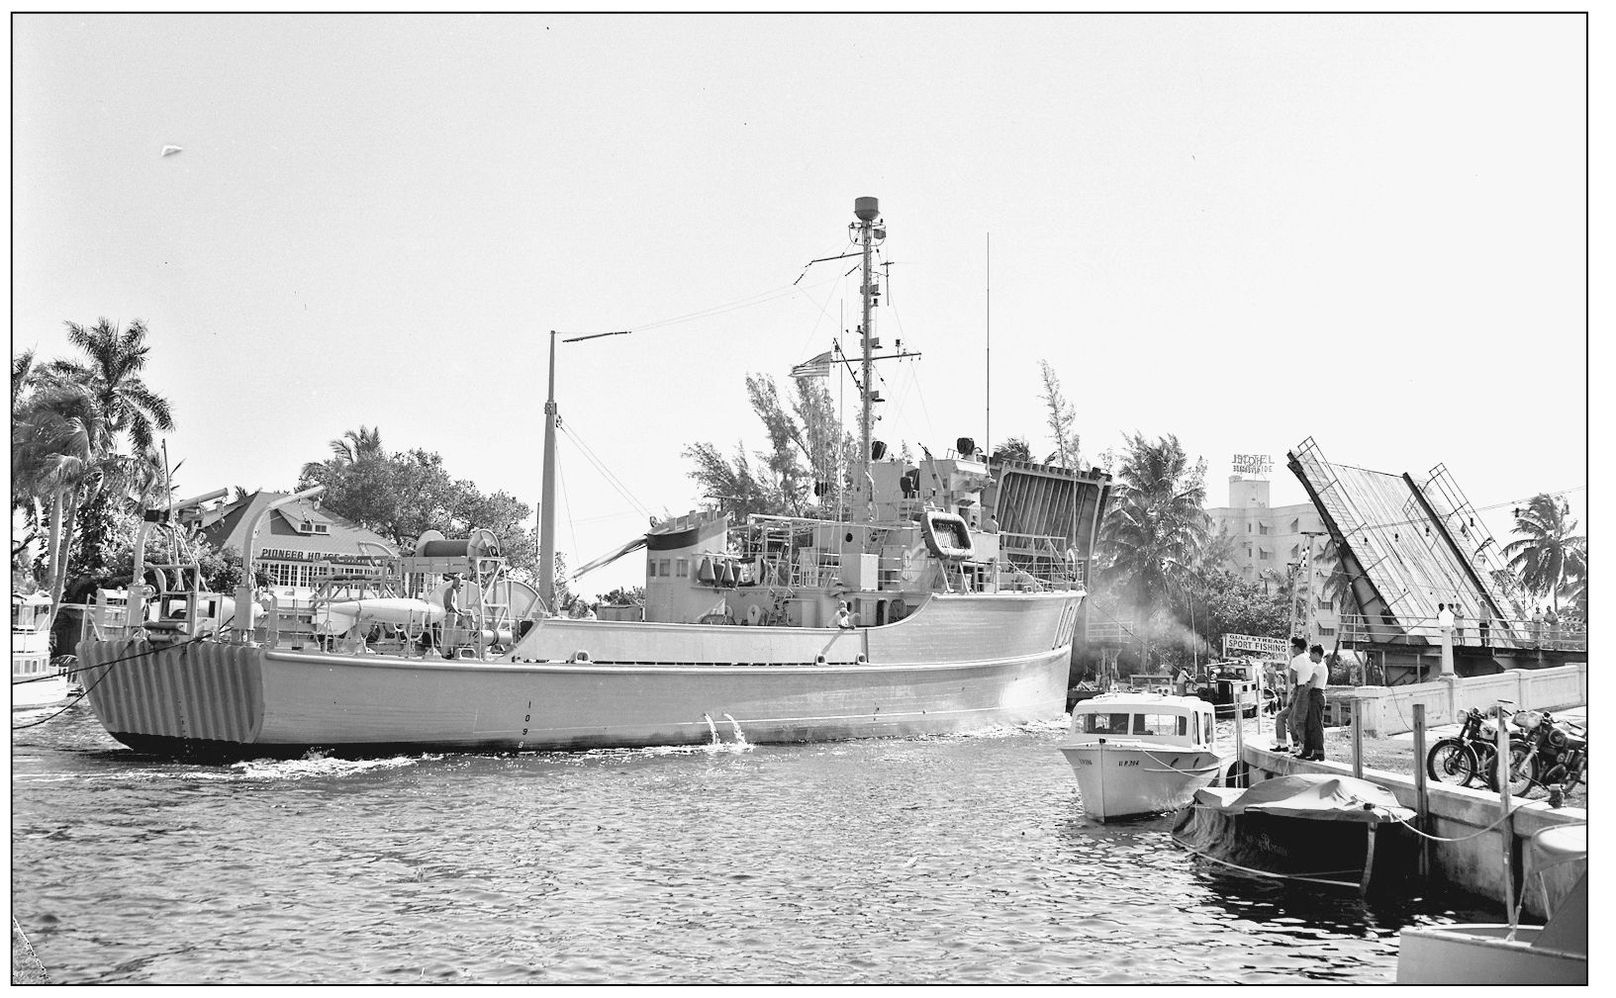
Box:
[1300,644,1329,761]
[1270,637,1310,752]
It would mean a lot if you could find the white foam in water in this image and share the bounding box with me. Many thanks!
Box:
[722,713,751,749]
[225,752,440,781]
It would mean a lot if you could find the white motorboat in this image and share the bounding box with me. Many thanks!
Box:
[1396,823,1586,984]
[1058,692,1223,821]
[12,591,69,709]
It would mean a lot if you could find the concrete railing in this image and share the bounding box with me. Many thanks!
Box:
[1243,748,1585,920]
[1339,664,1586,737]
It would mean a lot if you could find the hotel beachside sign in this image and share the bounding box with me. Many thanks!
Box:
[1232,453,1272,476]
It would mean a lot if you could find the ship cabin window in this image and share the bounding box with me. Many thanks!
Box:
[676,559,689,578]
[1132,713,1181,737]
[1079,712,1131,735]
[1203,714,1214,745]
[648,560,658,578]
[659,559,671,577]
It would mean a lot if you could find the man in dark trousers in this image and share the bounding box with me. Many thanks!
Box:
[1270,636,1310,752]
[1300,644,1329,760]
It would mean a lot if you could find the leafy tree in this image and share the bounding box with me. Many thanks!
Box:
[13,320,176,632]
[1037,360,1080,469]
[10,378,114,626]
[1096,432,1212,668]
[296,431,539,577]
[1150,567,1291,669]
[684,374,854,521]
[594,585,646,607]
[682,441,780,520]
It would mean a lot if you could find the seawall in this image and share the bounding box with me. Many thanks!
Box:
[1334,664,1585,738]
[1240,747,1585,920]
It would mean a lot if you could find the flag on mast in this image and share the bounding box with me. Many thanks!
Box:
[790,350,834,380]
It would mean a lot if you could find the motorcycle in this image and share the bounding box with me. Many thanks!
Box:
[1506,708,1588,805]
[1426,707,1508,788]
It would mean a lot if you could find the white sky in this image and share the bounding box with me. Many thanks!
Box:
[9,13,1594,599]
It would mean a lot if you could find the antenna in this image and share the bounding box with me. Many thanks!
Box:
[985,232,991,462]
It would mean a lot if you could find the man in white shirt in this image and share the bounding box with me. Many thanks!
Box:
[1270,636,1311,751]
[1299,644,1330,760]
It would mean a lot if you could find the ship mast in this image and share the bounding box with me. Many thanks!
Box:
[538,327,630,613]
[540,329,559,611]
[853,196,881,523]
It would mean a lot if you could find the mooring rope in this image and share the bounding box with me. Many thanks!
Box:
[1137,746,1222,776]
[11,634,208,731]
[1390,801,1529,843]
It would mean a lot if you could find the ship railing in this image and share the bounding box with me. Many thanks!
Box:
[789,550,843,589]
[1334,612,1586,652]
[1085,619,1140,644]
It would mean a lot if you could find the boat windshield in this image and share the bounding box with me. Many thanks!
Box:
[1077,711,1192,737]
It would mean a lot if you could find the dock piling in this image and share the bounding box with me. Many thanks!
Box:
[1497,699,1516,925]
[1351,706,1364,780]
[1412,703,1429,879]
[1231,709,1246,787]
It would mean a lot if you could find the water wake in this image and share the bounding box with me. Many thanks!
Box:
[225,751,441,781]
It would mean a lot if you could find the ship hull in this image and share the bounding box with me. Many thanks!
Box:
[75,592,1077,759]
[1060,741,1222,821]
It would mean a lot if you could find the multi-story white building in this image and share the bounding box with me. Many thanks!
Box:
[1205,475,1342,642]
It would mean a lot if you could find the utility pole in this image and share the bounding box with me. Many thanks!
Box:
[1301,530,1326,639]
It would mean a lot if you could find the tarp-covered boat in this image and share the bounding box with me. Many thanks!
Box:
[1171,774,1417,894]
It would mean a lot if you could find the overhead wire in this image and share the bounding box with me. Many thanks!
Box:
[557,446,580,570]
[633,269,848,335]
[558,421,653,519]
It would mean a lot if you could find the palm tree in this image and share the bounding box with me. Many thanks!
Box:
[48,318,174,452]
[11,380,115,627]
[990,437,1033,463]
[301,425,387,493]
[1097,433,1212,667]
[1501,494,1586,613]
[330,425,384,465]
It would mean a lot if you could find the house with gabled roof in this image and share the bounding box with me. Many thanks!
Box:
[200,490,398,590]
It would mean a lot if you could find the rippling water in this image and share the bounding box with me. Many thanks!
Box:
[11,704,1498,984]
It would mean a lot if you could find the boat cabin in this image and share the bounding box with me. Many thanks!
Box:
[1069,693,1216,750]
[11,592,54,675]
